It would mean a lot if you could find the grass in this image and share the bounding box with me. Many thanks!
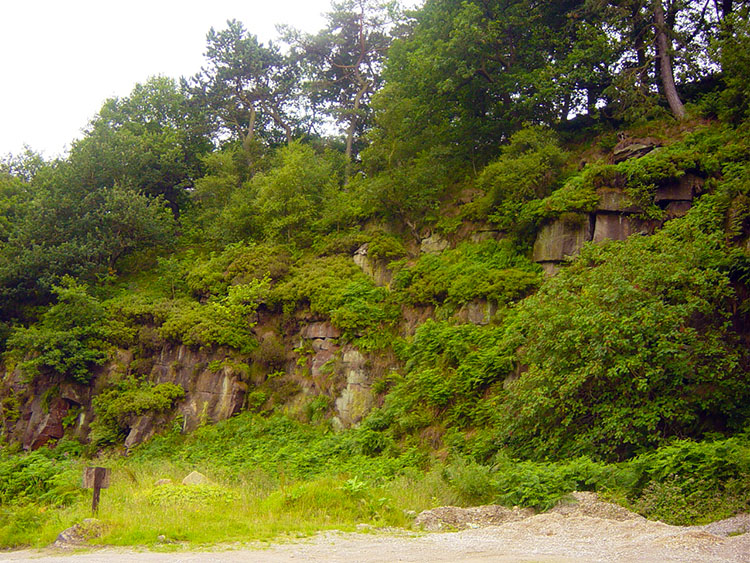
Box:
[1,412,748,549]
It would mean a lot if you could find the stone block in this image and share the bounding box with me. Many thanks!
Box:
[596,188,641,214]
[665,200,692,219]
[655,173,702,203]
[593,214,660,242]
[300,321,341,340]
[532,215,593,262]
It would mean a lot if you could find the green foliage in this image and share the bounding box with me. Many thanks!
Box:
[185,242,291,299]
[360,144,459,223]
[130,412,423,483]
[392,240,541,307]
[160,279,268,353]
[627,436,750,524]
[717,11,750,122]
[0,449,81,507]
[474,126,568,216]
[146,483,238,506]
[221,142,350,244]
[5,278,111,383]
[365,231,407,261]
[90,378,185,446]
[376,320,514,437]
[499,200,750,461]
[0,178,175,316]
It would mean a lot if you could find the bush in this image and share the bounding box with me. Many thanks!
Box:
[392,240,542,307]
[159,279,268,353]
[498,199,750,461]
[4,278,111,383]
[0,450,81,507]
[90,379,185,446]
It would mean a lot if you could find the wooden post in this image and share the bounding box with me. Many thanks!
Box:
[83,467,111,515]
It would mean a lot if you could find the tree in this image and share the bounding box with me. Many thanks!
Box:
[190,20,301,153]
[4,278,110,384]
[67,76,212,213]
[291,0,394,173]
[654,0,686,119]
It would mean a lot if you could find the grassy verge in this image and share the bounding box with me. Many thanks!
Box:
[1,413,748,549]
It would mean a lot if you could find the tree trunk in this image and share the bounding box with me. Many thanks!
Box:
[654,0,686,120]
[242,106,257,152]
[344,79,370,178]
[266,103,293,145]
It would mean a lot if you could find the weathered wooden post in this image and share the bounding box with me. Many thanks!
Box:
[83,467,111,514]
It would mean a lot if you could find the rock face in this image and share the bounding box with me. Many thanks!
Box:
[151,345,247,433]
[611,137,661,163]
[333,349,374,428]
[420,233,449,254]
[353,243,393,286]
[533,173,703,274]
[592,214,659,243]
[456,300,497,326]
[532,214,593,272]
[22,396,69,451]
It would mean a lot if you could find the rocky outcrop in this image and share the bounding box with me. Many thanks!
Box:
[456,300,497,326]
[533,173,704,274]
[611,137,661,163]
[151,345,247,433]
[22,395,69,451]
[353,243,394,286]
[333,349,374,429]
[420,233,449,254]
[532,213,594,274]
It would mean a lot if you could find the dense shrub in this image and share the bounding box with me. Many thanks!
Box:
[90,378,185,446]
[498,199,750,461]
[392,240,542,307]
[4,278,112,383]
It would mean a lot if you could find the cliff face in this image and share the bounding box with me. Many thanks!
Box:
[532,174,703,274]
[2,318,390,451]
[0,141,719,453]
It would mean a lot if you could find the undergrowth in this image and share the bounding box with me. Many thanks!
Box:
[1,413,748,548]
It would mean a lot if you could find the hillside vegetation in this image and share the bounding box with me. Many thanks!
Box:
[2,0,750,549]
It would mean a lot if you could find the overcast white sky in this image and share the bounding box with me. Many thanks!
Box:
[0,0,419,159]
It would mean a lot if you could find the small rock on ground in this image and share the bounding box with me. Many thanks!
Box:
[53,519,104,548]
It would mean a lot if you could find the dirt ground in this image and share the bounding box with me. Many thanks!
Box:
[2,493,749,562]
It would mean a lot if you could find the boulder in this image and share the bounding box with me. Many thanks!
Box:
[54,519,104,548]
[532,215,593,263]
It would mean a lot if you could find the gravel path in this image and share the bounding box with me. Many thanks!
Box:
[2,494,748,562]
